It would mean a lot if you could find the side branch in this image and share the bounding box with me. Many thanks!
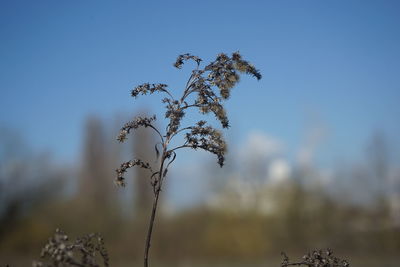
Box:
[168,144,191,153]
[131,83,174,100]
[115,159,153,187]
[169,126,193,139]
[117,115,158,142]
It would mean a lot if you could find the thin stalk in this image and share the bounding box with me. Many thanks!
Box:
[143,145,168,267]
[143,188,161,267]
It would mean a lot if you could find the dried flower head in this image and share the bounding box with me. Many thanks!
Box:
[185,122,226,167]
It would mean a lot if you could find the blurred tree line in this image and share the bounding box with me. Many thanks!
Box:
[0,118,399,266]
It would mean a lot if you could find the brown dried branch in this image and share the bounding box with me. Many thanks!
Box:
[115,159,153,187]
[117,115,159,142]
[173,53,202,69]
[131,83,172,99]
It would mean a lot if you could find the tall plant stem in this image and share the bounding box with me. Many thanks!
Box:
[144,189,161,267]
[144,148,167,267]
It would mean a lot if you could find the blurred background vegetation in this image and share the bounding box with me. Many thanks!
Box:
[1,112,399,266]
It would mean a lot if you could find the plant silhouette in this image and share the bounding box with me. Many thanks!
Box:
[115,52,261,267]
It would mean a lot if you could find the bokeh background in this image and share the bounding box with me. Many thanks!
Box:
[1,0,400,266]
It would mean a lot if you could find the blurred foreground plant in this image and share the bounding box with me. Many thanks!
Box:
[281,249,349,267]
[33,229,109,267]
[116,52,261,267]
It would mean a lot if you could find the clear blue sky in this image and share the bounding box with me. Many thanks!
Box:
[1,0,399,166]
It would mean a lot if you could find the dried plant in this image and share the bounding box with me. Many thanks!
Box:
[116,52,261,267]
[33,229,109,267]
[281,249,349,267]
